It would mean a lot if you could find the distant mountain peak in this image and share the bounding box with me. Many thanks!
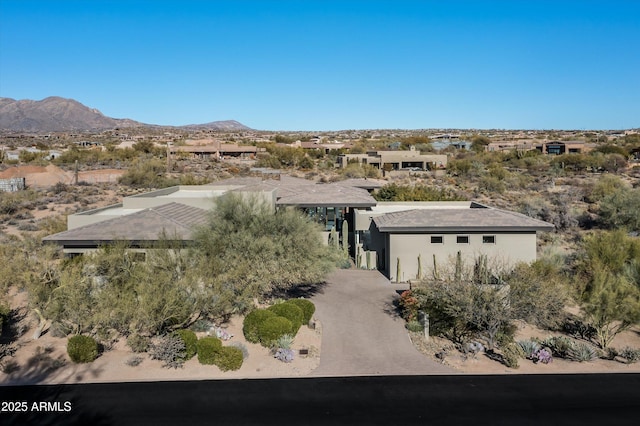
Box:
[0,97,251,132]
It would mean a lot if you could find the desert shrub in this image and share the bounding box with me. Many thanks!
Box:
[229,342,249,360]
[604,347,619,361]
[274,348,295,363]
[267,303,304,334]
[196,337,222,365]
[406,321,424,333]
[257,316,293,347]
[562,318,597,341]
[173,329,197,360]
[67,335,99,364]
[275,334,295,350]
[517,340,541,359]
[190,319,214,332]
[149,335,186,369]
[286,299,316,324]
[243,309,277,343]
[541,336,574,359]
[479,176,506,194]
[126,334,150,353]
[398,290,419,322]
[619,347,640,364]
[567,341,599,362]
[48,322,71,338]
[126,356,144,367]
[215,346,244,371]
[501,343,524,369]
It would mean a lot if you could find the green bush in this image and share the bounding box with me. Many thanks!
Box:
[215,346,244,371]
[173,329,197,360]
[257,316,293,347]
[268,303,304,334]
[67,335,99,363]
[126,334,150,353]
[243,309,277,343]
[502,343,524,369]
[286,299,315,324]
[196,337,222,365]
[406,321,424,332]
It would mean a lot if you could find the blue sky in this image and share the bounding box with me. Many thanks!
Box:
[1,1,638,130]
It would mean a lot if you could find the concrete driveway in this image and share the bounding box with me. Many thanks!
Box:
[310,269,454,376]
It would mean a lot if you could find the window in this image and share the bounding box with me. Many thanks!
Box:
[483,235,496,244]
[430,236,443,244]
[456,235,469,244]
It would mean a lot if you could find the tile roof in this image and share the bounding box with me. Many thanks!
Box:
[373,207,554,232]
[43,202,209,245]
[276,184,376,207]
[207,176,377,206]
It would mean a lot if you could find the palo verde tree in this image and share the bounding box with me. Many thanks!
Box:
[575,230,640,349]
[192,193,343,319]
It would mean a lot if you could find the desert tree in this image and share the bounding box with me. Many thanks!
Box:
[191,193,341,319]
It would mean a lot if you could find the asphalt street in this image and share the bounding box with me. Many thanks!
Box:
[2,374,640,425]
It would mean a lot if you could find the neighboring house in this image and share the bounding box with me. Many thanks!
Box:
[535,141,594,155]
[337,146,447,170]
[170,142,263,159]
[44,177,553,281]
[354,201,553,281]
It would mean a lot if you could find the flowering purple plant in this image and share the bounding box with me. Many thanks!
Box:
[533,348,553,364]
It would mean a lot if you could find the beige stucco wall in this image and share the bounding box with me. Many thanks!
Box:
[381,232,538,282]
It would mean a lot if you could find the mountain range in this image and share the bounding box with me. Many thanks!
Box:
[0,97,251,132]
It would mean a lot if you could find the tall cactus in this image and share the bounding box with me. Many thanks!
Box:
[417,254,422,280]
[432,254,440,280]
[356,244,361,268]
[342,220,349,255]
[396,257,401,283]
[366,251,371,270]
[455,250,462,282]
[330,226,338,248]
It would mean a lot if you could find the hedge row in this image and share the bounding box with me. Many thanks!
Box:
[243,299,316,348]
[196,336,243,371]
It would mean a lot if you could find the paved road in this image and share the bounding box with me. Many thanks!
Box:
[310,269,453,376]
[3,374,640,425]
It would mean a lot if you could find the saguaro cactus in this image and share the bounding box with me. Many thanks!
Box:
[417,254,423,280]
[396,257,402,283]
[366,251,371,270]
[432,254,440,280]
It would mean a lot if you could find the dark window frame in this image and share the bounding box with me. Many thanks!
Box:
[456,235,470,244]
[482,235,496,244]
[430,235,444,244]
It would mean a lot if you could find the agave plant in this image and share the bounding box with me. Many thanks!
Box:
[275,334,294,350]
[517,340,541,359]
[567,341,599,362]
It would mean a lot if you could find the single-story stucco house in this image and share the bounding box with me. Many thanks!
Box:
[43,175,553,281]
